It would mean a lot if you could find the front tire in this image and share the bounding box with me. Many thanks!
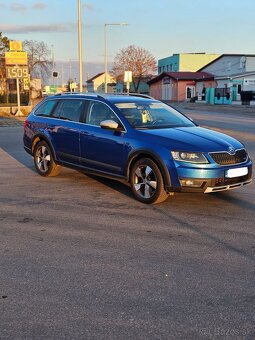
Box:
[34,141,61,177]
[130,158,168,204]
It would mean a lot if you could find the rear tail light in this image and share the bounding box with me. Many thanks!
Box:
[24,119,29,129]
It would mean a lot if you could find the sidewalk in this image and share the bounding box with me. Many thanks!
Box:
[0,116,26,127]
[0,98,41,126]
[0,98,42,118]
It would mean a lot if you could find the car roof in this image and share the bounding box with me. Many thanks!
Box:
[51,92,157,104]
[103,95,157,104]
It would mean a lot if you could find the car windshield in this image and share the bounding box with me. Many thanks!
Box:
[114,101,195,129]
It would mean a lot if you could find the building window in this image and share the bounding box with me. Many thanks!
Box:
[227,62,231,71]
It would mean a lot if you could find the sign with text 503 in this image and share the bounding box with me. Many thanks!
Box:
[6,66,29,79]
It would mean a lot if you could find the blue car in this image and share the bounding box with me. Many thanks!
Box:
[23,93,252,203]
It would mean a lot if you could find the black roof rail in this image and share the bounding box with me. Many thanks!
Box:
[98,92,154,99]
[128,93,154,99]
[54,92,99,97]
[52,92,154,99]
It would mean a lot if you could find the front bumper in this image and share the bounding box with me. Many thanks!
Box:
[204,178,252,193]
[166,160,253,193]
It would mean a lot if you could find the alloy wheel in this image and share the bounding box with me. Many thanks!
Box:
[133,164,157,199]
[35,145,51,173]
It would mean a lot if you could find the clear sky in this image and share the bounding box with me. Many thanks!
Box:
[1,0,255,81]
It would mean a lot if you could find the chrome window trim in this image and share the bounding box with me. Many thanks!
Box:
[32,98,127,132]
[85,99,127,133]
[33,98,59,117]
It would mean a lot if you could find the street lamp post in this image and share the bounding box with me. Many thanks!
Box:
[78,0,83,92]
[104,23,127,94]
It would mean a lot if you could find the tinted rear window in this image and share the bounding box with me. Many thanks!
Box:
[35,100,58,116]
[53,99,85,122]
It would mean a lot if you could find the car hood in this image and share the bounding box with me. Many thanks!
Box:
[139,126,244,152]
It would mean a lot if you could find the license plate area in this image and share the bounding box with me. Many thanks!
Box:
[225,167,248,178]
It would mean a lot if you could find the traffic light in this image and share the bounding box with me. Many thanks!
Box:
[53,72,58,77]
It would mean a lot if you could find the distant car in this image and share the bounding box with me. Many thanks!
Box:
[23,93,252,204]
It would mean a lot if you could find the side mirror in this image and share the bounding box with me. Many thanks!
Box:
[100,119,121,130]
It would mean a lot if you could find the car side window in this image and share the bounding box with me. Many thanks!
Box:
[34,100,58,116]
[86,101,121,126]
[53,99,84,122]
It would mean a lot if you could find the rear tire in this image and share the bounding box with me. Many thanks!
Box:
[33,141,61,177]
[130,158,169,204]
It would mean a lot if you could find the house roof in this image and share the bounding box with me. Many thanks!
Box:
[197,54,255,71]
[215,71,255,80]
[147,72,214,84]
[86,72,105,83]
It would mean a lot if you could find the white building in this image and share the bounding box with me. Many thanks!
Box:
[198,54,255,101]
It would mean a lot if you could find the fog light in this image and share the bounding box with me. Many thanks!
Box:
[180,179,204,188]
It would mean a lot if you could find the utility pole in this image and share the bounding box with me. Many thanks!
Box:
[78,0,83,92]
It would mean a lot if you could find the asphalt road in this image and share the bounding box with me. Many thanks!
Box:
[0,108,255,340]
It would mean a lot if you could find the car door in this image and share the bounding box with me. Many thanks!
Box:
[79,100,126,175]
[48,98,86,165]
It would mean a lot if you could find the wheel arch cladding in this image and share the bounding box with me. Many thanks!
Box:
[32,134,56,160]
[126,150,171,190]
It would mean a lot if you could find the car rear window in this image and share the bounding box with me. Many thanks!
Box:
[53,99,85,122]
[35,100,58,117]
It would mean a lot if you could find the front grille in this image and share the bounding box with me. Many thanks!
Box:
[210,149,248,165]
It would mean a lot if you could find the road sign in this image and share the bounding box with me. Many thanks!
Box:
[70,82,77,89]
[50,85,57,93]
[124,71,132,83]
[23,77,30,90]
[10,41,22,51]
[124,71,132,94]
[5,52,28,65]
[6,66,29,79]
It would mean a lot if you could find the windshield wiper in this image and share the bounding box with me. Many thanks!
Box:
[135,126,150,130]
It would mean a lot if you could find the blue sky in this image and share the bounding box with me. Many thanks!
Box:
[1,0,254,81]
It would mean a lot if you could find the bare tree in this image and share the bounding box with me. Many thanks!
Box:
[0,32,9,53]
[112,45,157,92]
[23,40,53,83]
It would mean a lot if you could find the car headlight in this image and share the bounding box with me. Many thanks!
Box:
[171,151,209,164]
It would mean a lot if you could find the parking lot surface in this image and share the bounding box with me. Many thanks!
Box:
[0,107,254,339]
